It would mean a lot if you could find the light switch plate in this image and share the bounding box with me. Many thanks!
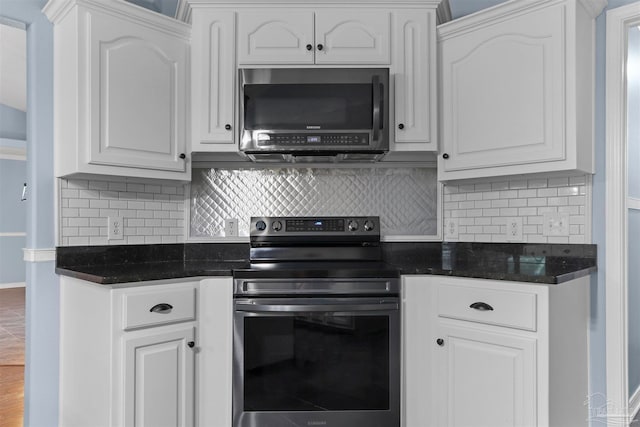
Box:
[543,212,570,236]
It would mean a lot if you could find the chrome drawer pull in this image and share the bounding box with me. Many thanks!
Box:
[150,303,173,314]
[469,302,494,311]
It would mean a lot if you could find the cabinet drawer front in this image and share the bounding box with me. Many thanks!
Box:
[122,287,196,330]
[437,284,537,331]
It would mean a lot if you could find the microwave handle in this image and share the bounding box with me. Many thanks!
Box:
[372,75,382,141]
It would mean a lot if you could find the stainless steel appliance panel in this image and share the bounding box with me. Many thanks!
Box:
[233,296,400,427]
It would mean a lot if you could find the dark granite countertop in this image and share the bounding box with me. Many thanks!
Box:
[56,242,597,285]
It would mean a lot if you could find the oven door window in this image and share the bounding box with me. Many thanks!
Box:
[243,84,373,130]
[243,314,389,411]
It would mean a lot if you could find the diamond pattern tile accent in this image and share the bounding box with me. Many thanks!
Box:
[190,167,438,237]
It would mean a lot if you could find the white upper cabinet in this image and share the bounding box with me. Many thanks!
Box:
[191,10,237,151]
[391,10,437,151]
[183,0,442,155]
[314,11,390,64]
[238,11,315,65]
[437,0,606,181]
[44,0,191,181]
[237,10,391,65]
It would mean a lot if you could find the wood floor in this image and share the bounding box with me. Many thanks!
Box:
[0,287,25,427]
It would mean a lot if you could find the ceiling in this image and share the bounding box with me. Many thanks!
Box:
[0,0,507,115]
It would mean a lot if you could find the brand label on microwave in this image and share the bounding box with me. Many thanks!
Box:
[306,125,321,129]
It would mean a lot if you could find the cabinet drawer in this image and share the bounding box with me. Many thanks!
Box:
[437,284,537,331]
[122,286,196,330]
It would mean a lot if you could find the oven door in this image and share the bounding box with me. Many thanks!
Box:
[233,297,400,427]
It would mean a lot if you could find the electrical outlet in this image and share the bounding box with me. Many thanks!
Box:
[505,217,523,241]
[108,216,124,241]
[543,212,569,236]
[444,218,459,241]
[224,218,238,237]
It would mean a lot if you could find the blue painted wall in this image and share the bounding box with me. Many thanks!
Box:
[0,158,27,284]
[0,103,27,140]
[0,2,58,427]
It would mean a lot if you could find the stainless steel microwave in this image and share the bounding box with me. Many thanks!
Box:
[239,68,389,163]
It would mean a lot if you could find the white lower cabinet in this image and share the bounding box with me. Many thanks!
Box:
[123,325,196,427]
[403,275,590,427]
[59,276,233,427]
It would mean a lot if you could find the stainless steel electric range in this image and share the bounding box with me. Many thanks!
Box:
[232,216,400,427]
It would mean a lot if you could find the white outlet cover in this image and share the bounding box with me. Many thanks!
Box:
[505,217,523,241]
[543,212,570,236]
[107,216,124,240]
[444,218,459,241]
[224,218,239,237]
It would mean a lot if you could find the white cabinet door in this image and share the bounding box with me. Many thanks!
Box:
[124,325,195,427]
[191,10,236,151]
[433,322,537,427]
[88,10,189,173]
[392,10,436,151]
[314,11,390,65]
[237,11,314,65]
[237,10,389,65]
[439,3,565,176]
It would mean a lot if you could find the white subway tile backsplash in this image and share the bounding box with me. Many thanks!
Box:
[88,180,109,190]
[548,177,569,187]
[518,189,537,198]
[491,199,509,208]
[443,175,591,244]
[570,176,587,185]
[537,188,558,197]
[108,182,127,191]
[127,183,145,192]
[528,178,548,188]
[59,178,187,246]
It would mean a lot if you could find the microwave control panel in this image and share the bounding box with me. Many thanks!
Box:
[256,133,369,146]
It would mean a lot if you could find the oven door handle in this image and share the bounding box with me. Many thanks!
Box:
[235,301,398,313]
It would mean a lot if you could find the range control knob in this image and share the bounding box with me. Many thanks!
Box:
[256,220,266,231]
[364,220,375,231]
[348,220,359,232]
[272,220,283,232]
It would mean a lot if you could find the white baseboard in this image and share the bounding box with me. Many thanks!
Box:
[0,282,26,289]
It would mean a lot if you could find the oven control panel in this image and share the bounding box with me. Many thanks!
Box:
[251,216,379,237]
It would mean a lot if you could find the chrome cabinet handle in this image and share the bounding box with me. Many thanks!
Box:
[469,302,494,311]
[150,303,173,314]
